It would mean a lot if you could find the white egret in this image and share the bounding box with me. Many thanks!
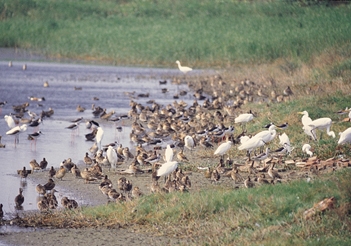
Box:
[214,141,232,157]
[184,135,195,151]
[235,112,254,124]
[337,127,351,145]
[234,111,254,130]
[278,133,292,154]
[157,161,178,177]
[96,127,104,150]
[4,115,16,129]
[299,111,335,140]
[106,146,118,170]
[252,125,277,144]
[302,144,313,157]
[176,60,192,74]
[308,117,335,139]
[238,137,265,159]
[164,144,174,162]
[240,135,251,144]
[298,111,312,126]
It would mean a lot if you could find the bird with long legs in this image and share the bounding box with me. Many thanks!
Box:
[234,110,254,131]
[6,124,27,146]
[238,137,266,160]
[96,127,104,150]
[214,140,232,159]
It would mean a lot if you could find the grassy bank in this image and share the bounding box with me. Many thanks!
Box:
[0,1,351,68]
[18,169,351,245]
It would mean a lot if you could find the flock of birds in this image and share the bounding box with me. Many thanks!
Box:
[1,60,351,220]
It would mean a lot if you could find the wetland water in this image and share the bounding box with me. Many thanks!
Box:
[0,59,209,222]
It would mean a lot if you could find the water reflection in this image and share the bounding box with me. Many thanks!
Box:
[0,61,202,219]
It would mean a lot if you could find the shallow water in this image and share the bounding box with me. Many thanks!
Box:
[0,61,206,220]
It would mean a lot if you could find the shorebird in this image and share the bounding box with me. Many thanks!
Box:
[55,166,67,180]
[61,197,78,209]
[39,157,48,170]
[43,178,55,191]
[244,176,255,188]
[17,166,32,180]
[29,159,41,171]
[28,131,43,148]
[36,184,46,196]
[14,188,24,208]
[48,166,56,178]
[6,124,27,146]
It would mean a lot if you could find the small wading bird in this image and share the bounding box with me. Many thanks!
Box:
[176,60,192,74]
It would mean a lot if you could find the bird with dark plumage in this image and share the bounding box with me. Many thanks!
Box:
[15,188,24,208]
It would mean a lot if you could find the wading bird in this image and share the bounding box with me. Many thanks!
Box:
[176,60,192,74]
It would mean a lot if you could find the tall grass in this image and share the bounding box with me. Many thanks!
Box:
[0,0,351,67]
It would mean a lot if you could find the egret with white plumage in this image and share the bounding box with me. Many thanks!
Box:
[164,144,174,162]
[184,135,195,151]
[337,127,351,145]
[176,60,192,74]
[238,137,266,160]
[106,146,118,171]
[214,140,232,158]
[234,111,254,130]
[157,161,178,178]
[96,127,104,150]
[302,144,313,157]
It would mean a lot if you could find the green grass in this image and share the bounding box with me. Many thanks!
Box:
[18,169,351,245]
[1,0,351,67]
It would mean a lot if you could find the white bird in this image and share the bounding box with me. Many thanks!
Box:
[234,112,254,130]
[299,111,335,140]
[234,113,254,124]
[4,115,16,129]
[96,127,104,150]
[278,133,290,146]
[106,146,118,170]
[298,111,312,126]
[6,124,27,145]
[240,135,251,144]
[214,141,232,157]
[176,60,192,74]
[338,127,351,145]
[157,161,178,177]
[164,144,174,162]
[238,137,265,159]
[184,135,195,150]
[308,117,335,139]
[252,125,277,144]
[302,144,313,157]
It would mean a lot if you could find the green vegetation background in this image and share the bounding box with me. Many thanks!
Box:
[1,0,350,68]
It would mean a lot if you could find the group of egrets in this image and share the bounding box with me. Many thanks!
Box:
[212,109,351,162]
